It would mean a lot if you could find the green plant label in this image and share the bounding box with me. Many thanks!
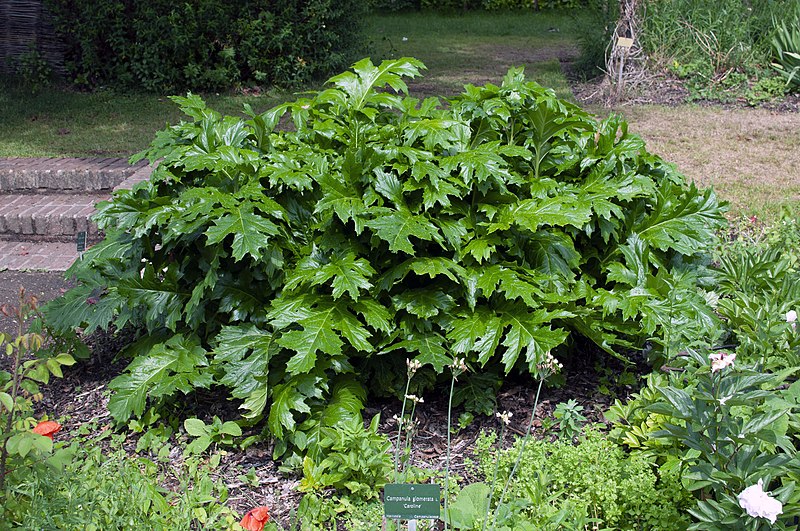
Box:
[76,231,87,252]
[384,484,441,520]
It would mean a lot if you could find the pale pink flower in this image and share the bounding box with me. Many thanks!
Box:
[738,479,783,524]
[709,351,735,373]
[787,310,797,330]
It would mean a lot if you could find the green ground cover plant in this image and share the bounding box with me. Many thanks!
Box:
[42,57,725,478]
[462,427,692,529]
[3,424,242,530]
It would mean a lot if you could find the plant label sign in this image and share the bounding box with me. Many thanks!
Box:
[617,37,634,48]
[384,483,440,520]
[76,231,87,253]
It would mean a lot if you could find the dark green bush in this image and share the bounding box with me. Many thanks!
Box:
[420,0,586,10]
[368,0,421,12]
[43,0,365,91]
[572,0,618,79]
[481,0,586,10]
[44,59,725,454]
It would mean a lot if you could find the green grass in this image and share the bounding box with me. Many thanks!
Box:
[0,85,288,158]
[365,11,582,99]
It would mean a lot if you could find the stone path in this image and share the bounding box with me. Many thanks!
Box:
[0,157,152,271]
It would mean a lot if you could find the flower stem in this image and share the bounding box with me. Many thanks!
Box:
[491,378,544,531]
[443,373,456,531]
[394,378,412,483]
[402,400,419,481]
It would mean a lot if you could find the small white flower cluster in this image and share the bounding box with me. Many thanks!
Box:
[537,351,562,375]
[450,357,468,376]
[787,310,797,330]
[496,411,513,426]
[738,479,783,524]
[405,394,424,404]
[406,358,422,375]
[709,351,736,373]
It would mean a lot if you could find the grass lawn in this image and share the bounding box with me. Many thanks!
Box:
[364,11,583,99]
[613,105,800,220]
[0,87,287,158]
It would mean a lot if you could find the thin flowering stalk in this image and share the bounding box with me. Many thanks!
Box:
[394,359,421,482]
[401,394,424,480]
[444,357,467,531]
[482,411,511,531]
[491,352,560,531]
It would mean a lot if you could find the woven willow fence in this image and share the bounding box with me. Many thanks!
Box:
[0,0,65,76]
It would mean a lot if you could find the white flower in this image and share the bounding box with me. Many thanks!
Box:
[406,358,422,374]
[402,36,408,42]
[450,357,468,375]
[787,310,797,329]
[496,411,513,426]
[709,351,736,373]
[536,351,563,376]
[404,394,423,404]
[738,479,783,524]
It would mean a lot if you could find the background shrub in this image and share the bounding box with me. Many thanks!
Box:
[368,0,422,12]
[572,0,618,79]
[416,0,586,10]
[43,0,365,91]
[481,0,586,10]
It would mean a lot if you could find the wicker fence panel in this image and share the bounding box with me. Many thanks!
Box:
[0,0,66,77]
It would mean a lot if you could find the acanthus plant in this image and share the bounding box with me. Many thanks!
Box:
[43,58,726,455]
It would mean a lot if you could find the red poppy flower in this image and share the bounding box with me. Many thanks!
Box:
[32,420,61,440]
[240,506,270,531]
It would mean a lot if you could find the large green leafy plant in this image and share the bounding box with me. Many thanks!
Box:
[44,58,725,449]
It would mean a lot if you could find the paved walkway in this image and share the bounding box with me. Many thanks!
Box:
[0,241,80,271]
